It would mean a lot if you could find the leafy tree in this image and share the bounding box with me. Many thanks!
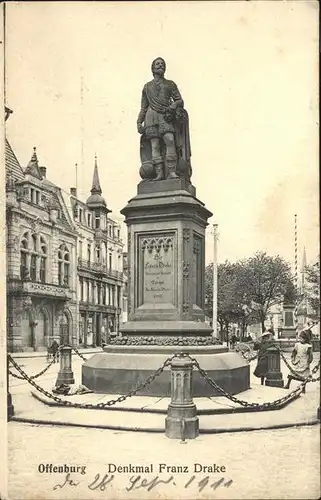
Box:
[205,251,295,337]
[205,260,258,339]
[239,252,294,331]
[305,262,320,319]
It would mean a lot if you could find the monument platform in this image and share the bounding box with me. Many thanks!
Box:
[82,345,250,397]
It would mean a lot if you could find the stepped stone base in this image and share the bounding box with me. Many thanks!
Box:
[82,345,250,397]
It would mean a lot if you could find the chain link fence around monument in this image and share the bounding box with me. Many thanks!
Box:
[8,347,320,414]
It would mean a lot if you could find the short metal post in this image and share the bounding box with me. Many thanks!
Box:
[265,345,284,387]
[165,353,199,439]
[55,323,75,387]
[7,355,14,420]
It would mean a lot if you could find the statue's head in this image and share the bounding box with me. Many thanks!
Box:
[151,57,166,76]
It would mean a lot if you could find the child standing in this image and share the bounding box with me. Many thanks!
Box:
[284,330,313,393]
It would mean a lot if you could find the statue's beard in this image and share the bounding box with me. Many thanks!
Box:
[153,68,165,76]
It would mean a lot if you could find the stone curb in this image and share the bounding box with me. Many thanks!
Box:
[9,416,320,434]
[30,390,302,415]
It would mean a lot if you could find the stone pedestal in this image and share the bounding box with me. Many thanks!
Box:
[7,357,14,420]
[165,354,199,439]
[56,328,75,386]
[7,393,14,420]
[265,346,284,387]
[120,178,213,336]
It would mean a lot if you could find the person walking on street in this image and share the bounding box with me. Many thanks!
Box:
[253,329,274,385]
[284,330,313,393]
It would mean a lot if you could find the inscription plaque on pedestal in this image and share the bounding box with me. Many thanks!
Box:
[138,234,176,307]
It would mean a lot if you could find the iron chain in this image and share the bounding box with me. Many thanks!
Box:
[188,355,309,410]
[8,349,62,381]
[274,343,320,381]
[71,345,88,362]
[8,353,175,409]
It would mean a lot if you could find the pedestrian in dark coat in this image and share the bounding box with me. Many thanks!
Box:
[49,339,59,363]
[253,330,274,385]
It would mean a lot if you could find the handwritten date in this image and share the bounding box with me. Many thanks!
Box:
[53,472,233,493]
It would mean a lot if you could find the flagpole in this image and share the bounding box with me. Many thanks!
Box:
[212,224,218,338]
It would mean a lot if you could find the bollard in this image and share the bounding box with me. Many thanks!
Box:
[265,345,284,387]
[55,329,75,387]
[7,355,14,420]
[165,353,199,439]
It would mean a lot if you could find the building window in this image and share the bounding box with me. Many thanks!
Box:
[87,243,91,263]
[39,236,47,283]
[97,283,101,304]
[117,228,120,239]
[109,252,112,269]
[95,245,100,263]
[20,234,28,279]
[87,280,90,302]
[109,225,112,237]
[87,213,92,227]
[58,243,70,286]
[80,278,84,301]
[79,209,83,223]
[35,191,40,205]
[30,255,37,281]
[103,285,106,305]
[78,240,83,259]
[30,233,38,281]
[32,234,37,252]
[95,212,100,229]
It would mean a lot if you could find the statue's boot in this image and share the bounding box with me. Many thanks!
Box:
[154,157,165,180]
[166,154,179,179]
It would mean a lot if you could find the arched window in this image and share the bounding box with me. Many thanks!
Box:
[40,236,47,283]
[20,233,29,279]
[58,244,70,286]
[95,245,100,263]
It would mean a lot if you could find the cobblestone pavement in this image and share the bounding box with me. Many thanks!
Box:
[7,423,320,500]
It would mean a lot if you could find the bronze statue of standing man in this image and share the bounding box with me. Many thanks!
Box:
[137,58,192,182]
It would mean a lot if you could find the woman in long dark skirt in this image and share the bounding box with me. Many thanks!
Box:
[253,330,274,385]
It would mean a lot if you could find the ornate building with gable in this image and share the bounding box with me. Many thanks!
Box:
[6,115,125,351]
[64,157,124,347]
[6,140,78,351]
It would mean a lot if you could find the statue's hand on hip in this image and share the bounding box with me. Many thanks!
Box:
[137,123,145,134]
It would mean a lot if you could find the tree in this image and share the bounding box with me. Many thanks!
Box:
[239,252,295,331]
[305,262,320,319]
[205,260,258,339]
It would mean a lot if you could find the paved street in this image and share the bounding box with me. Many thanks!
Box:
[7,423,320,500]
[5,350,321,499]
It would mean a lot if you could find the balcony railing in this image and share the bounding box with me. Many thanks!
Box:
[7,276,73,299]
[77,258,123,280]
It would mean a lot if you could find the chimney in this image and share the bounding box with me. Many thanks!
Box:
[70,187,77,196]
[39,166,46,178]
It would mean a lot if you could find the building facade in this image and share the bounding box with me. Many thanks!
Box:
[6,135,125,351]
[6,141,78,351]
[66,158,124,347]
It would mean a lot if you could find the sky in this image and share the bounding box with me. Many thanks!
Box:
[4,1,319,268]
